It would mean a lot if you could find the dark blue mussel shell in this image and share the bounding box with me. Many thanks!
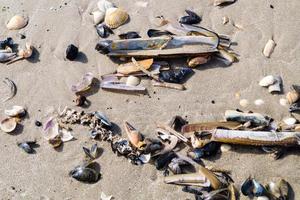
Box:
[159,68,193,84]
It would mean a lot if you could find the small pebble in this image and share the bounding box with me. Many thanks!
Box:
[221,144,232,152]
[20,34,26,39]
[239,99,249,107]
[35,120,42,127]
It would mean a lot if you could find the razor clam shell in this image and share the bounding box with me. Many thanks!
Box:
[198,165,222,189]
[101,81,146,91]
[181,121,241,134]
[2,78,16,102]
[164,173,210,187]
[225,110,269,126]
[211,129,300,146]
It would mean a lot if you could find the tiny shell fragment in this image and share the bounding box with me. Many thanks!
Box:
[279,98,288,106]
[239,99,249,107]
[126,76,141,86]
[254,99,265,106]
[222,16,229,24]
[263,39,276,58]
[220,144,231,152]
[259,75,275,87]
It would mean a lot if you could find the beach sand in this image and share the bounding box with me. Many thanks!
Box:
[0,0,299,199]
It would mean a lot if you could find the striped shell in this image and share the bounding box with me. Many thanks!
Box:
[105,8,129,29]
[7,15,28,30]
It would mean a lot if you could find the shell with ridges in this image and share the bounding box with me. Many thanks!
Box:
[105,8,129,29]
[286,90,299,104]
[6,15,28,30]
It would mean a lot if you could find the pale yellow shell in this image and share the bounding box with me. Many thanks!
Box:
[7,15,28,30]
[105,8,129,29]
[286,90,300,104]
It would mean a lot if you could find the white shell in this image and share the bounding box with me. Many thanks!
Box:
[126,76,141,86]
[97,0,115,13]
[92,10,105,24]
[257,197,270,200]
[259,75,275,87]
[4,106,26,117]
[7,15,28,30]
[268,76,282,93]
[254,99,265,106]
[60,128,74,142]
[283,117,297,126]
[220,144,232,152]
[279,98,288,106]
[263,39,276,58]
[239,99,249,107]
[100,192,113,200]
[0,118,17,133]
[139,153,151,163]
[222,16,229,24]
[43,117,60,140]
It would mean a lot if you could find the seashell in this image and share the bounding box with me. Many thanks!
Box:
[239,99,249,107]
[0,37,14,49]
[124,121,144,149]
[220,144,231,152]
[259,75,275,87]
[286,85,300,104]
[100,192,113,200]
[60,128,74,142]
[71,72,94,93]
[139,153,151,164]
[97,0,115,13]
[257,197,270,200]
[214,0,236,6]
[6,15,28,30]
[279,98,288,106]
[6,43,33,65]
[93,111,112,126]
[268,76,282,93]
[105,8,129,29]
[152,16,169,27]
[222,16,229,24]
[96,23,114,38]
[0,117,17,133]
[2,78,17,102]
[188,55,210,67]
[83,143,99,160]
[49,135,62,148]
[43,117,60,140]
[17,140,37,154]
[179,10,201,25]
[159,67,193,84]
[126,75,140,86]
[263,39,276,58]
[283,117,297,126]
[66,44,78,61]
[295,125,300,131]
[5,105,26,117]
[69,162,100,183]
[118,31,140,39]
[117,58,153,74]
[254,99,265,106]
[75,95,87,106]
[147,29,174,37]
[0,52,16,62]
[92,10,105,24]
[198,165,222,190]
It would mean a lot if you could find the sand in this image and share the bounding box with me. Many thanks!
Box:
[0,0,299,199]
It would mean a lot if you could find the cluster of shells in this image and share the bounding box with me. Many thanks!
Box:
[92,0,129,29]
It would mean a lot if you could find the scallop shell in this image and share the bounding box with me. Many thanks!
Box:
[286,90,299,104]
[92,11,105,24]
[283,117,297,126]
[7,15,28,30]
[126,76,140,86]
[254,99,265,106]
[259,75,275,87]
[0,117,17,133]
[97,0,115,13]
[4,105,26,117]
[239,99,249,107]
[105,8,129,29]
[263,39,276,58]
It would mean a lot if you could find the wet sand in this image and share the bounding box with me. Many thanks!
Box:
[0,0,299,199]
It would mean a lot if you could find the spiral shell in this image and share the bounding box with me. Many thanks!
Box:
[105,8,129,29]
[286,90,299,104]
[7,15,28,30]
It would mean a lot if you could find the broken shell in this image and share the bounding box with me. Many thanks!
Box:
[71,72,94,93]
[97,0,115,13]
[179,10,201,25]
[49,135,62,148]
[254,99,265,106]
[60,128,74,142]
[124,121,144,149]
[152,16,169,27]
[214,0,236,6]
[263,39,276,58]
[100,192,113,200]
[279,98,288,106]
[6,15,28,30]
[105,8,129,29]
[220,144,231,152]
[66,44,78,61]
[259,75,276,87]
[198,165,222,190]
[239,99,249,107]
[268,76,282,93]
[92,11,105,24]
[94,112,112,127]
[117,58,153,74]
[187,55,210,67]
[5,106,26,117]
[96,23,114,38]
[118,31,141,39]
[0,117,17,133]
[126,76,140,86]
[286,87,300,104]
[283,117,297,126]
[83,143,99,160]
[2,78,17,102]
[257,197,269,200]
[222,16,229,24]
[75,95,87,106]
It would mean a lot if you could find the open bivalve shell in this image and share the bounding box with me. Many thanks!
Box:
[0,117,17,133]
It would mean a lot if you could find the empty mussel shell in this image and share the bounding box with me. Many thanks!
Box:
[69,162,100,183]
[83,143,99,160]
[0,37,14,49]
[0,117,17,133]
[289,102,300,112]
[213,0,236,6]
[159,68,193,84]
[187,142,220,162]
[118,31,141,39]
[5,105,26,117]
[66,44,78,61]
[93,112,112,127]
[179,10,201,25]
[96,23,114,38]
[241,177,267,197]
[155,151,177,170]
[147,29,174,37]
[266,179,290,200]
[17,140,37,154]
[111,139,132,155]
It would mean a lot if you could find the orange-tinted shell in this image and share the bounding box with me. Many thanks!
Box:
[105,8,129,29]
[7,15,28,30]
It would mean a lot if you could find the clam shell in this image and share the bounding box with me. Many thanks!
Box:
[117,58,153,74]
[283,117,297,126]
[263,39,276,58]
[239,99,249,107]
[259,75,275,87]
[105,8,129,29]
[220,144,231,152]
[188,56,210,68]
[4,105,26,117]
[7,15,28,30]
[286,90,299,104]
[126,76,140,86]
[92,11,105,24]
[0,117,17,133]
[254,99,265,106]
[97,0,115,13]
